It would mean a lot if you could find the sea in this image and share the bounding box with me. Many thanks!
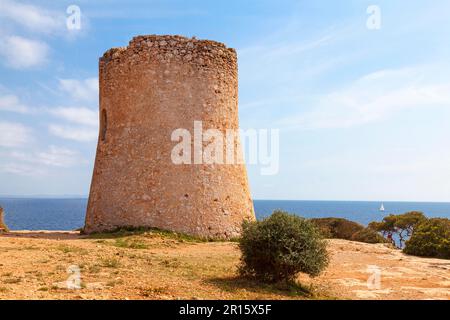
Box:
[1,198,450,231]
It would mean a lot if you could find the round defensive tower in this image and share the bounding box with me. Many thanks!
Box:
[84,35,255,238]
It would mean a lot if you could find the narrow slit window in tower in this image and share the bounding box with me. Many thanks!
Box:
[100,109,107,141]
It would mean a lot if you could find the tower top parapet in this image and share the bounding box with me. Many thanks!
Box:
[100,35,237,72]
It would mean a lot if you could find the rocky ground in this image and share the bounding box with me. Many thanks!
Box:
[0,230,448,300]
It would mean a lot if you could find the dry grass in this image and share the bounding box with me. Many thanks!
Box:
[0,230,449,300]
[0,229,324,300]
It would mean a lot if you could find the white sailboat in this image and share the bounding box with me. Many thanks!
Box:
[379,203,385,212]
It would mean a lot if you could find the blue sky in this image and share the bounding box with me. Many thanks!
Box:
[1,0,450,201]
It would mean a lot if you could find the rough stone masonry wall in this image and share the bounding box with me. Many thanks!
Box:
[84,35,255,239]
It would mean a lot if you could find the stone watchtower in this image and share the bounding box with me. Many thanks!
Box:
[84,35,255,238]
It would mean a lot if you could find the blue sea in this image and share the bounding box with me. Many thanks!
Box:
[1,198,450,231]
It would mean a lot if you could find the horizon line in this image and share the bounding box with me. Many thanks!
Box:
[1,195,450,204]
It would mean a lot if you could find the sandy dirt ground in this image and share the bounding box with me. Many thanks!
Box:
[0,231,449,300]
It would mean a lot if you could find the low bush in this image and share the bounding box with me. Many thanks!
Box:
[351,228,388,244]
[403,218,450,259]
[310,217,387,244]
[310,218,364,240]
[0,206,8,232]
[238,211,329,282]
[311,218,358,240]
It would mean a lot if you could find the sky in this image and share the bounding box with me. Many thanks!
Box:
[1,0,450,201]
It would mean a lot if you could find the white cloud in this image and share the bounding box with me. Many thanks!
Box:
[239,34,333,62]
[0,0,64,34]
[280,66,450,130]
[47,104,99,143]
[0,1,86,70]
[43,79,100,143]
[49,124,97,142]
[0,163,45,176]
[0,121,31,147]
[10,145,84,167]
[0,94,29,113]
[50,107,98,126]
[0,35,49,69]
[237,23,357,90]
[58,78,98,103]
[36,146,82,167]
[1,145,86,176]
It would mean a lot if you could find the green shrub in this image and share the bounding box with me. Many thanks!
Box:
[310,217,387,244]
[0,207,8,232]
[310,218,364,240]
[351,228,388,244]
[238,211,329,282]
[403,218,450,259]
